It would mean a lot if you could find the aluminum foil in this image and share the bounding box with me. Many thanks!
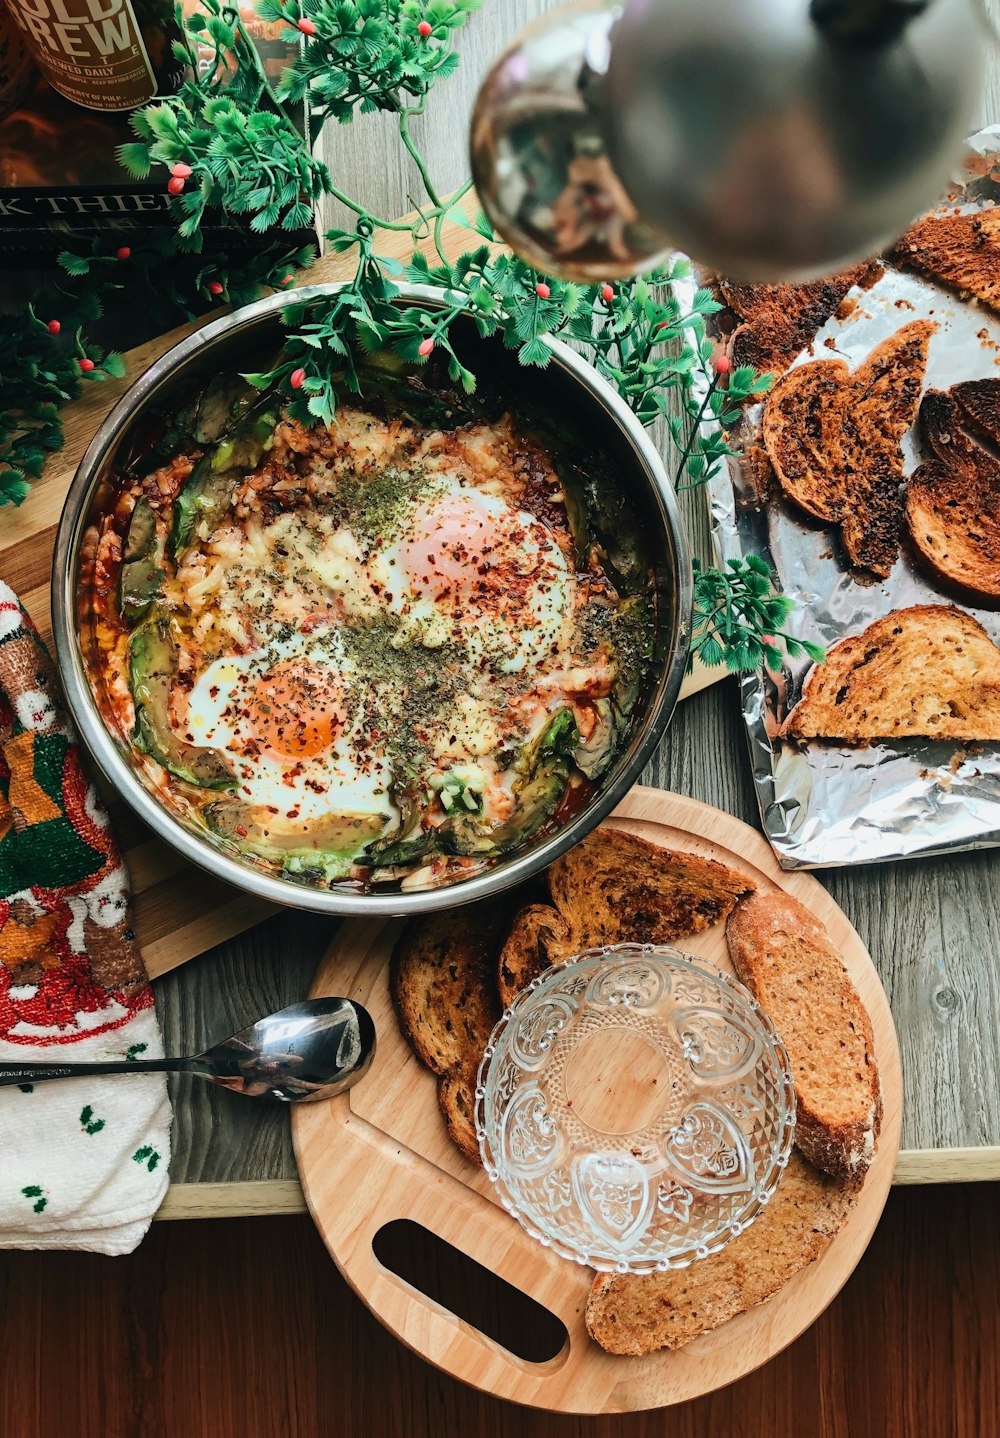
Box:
[706,127,1000,870]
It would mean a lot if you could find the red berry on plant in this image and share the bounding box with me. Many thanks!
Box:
[78,357,95,372]
[601,283,614,303]
[208,280,224,296]
[290,367,306,389]
[167,176,185,195]
[535,281,551,298]
[715,354,732,374]
[418,338,434,356]
[116,246,131,260]
[298,16,316,33]
[170,162,192,179]
[417,19,432,35]
[47,320,61,334]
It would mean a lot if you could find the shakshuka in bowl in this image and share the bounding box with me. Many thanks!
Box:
[53,284,691,914]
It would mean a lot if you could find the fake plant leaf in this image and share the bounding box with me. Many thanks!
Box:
[517,336,550,367]
[58,253,92,277]
[689,558,822,675]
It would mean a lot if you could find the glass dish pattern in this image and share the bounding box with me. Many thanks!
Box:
[476,944,796,1273]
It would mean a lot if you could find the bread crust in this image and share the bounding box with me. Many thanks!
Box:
[781,603,1000,743]
[495,830,756,1007]
[727,891,881,1179]
[763,321,935,578]
[720,262,883,378]
[763,358,849,520]
[585,1152,859,1355]
[497,903,573,1009]
[952,377,1000,449]
[547,827,756,952]
[390,901,507,1166]
[437,1068,482,1164]
[906,390,1000,602]
[892,205,1000,314]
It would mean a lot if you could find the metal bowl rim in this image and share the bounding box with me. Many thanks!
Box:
[52,281,693,915]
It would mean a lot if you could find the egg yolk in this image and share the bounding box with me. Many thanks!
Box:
[397,494,524,603]
[247,659,346,758]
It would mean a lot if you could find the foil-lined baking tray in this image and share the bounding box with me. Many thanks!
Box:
[706,127,1000,869]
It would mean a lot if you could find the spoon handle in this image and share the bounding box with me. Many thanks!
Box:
[0,1057,200,1087]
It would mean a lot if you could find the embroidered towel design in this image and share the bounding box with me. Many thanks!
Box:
[0,585,171,1254]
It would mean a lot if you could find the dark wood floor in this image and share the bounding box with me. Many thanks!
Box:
[0,1183,996,1438]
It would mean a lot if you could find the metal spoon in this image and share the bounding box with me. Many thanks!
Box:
[0,1000,376,1102]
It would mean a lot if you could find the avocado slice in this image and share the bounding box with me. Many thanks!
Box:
[193,374,255,445]
[438,708,578,858]
[282,852,356,884]
[354,349,502,431]
[118,496,164,626]
[129,618,235,789]
[141,396,200,472]
[610,594,654,723]
[573,697,617,780]
[204,801,388,882]
[142,373,261,472]
[553,456,591,570]
[170,391,280,558]
[204,801,387,856]
[513,706,577,778]
[367,829,434,869]
[365,765,436,869]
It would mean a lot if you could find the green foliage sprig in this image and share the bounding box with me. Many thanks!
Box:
[118,1,330,240]
[0,0,806,676]
[692,557,827,674]
[259,0,482,126]
[0,305,124,506]
[672,360,773,491]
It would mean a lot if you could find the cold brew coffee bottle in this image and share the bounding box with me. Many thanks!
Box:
[3,0,184,112]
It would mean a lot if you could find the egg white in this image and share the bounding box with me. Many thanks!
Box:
[185,629,396,834]
[373,477,575,674]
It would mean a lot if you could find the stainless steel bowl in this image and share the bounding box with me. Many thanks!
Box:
[52,283,692,915]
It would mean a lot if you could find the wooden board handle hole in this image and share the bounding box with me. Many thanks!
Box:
[372,1219,568,1366]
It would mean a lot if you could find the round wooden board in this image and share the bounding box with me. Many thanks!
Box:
[292,788,902,1413]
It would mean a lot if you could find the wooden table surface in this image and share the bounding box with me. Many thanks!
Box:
[132,0,1000,1218]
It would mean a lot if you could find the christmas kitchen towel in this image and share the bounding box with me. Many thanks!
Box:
[0,584,171,1254]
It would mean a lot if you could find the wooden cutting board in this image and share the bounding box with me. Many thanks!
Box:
[2,215,720,977]
[292,787,902,1413]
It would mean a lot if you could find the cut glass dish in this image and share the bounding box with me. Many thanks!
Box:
[476,944,796,1273]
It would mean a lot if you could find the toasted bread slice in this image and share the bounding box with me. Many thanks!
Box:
[833,322,935,576]
[720,262,883,377]
[585,1151,858,1355]
[905,391,1000,602]
[952,377,1000,449]
[547,827,755,952]
[497,832,755,1007]
[763,357,850,520]
[436,1069,482,1164]
[727,892,880,1178]
[892,205,1000,314]
[763,322,934,577]
[390,901,507,1164]
[781,605,1000,743]
[497,903,574,1008]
